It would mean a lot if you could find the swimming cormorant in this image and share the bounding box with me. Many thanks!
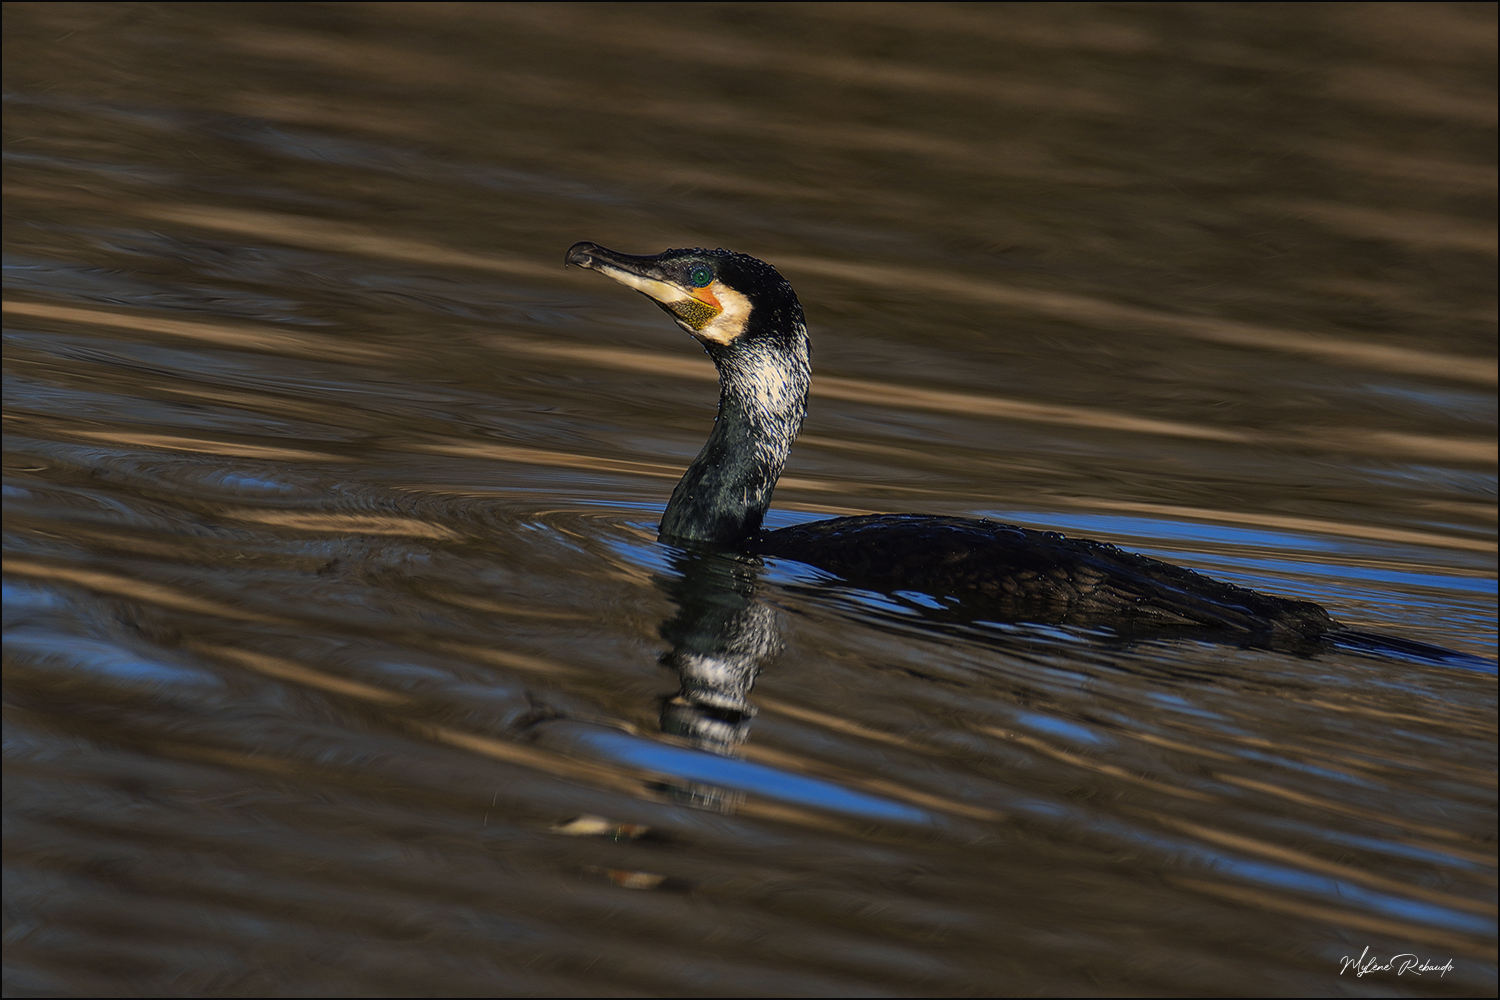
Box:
[565,241,1342,639]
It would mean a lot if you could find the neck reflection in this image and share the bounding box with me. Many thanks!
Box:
[656,546,780,760]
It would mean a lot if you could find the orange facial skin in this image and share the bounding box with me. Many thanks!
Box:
[689,283,722,310]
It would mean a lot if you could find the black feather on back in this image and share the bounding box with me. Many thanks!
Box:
[760,514,1336,636]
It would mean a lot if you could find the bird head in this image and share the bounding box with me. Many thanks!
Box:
[565,242,802,351]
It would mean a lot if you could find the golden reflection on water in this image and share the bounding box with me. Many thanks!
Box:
[2,299,386,361]
[5,559,287,623]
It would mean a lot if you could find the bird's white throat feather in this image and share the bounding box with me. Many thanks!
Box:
[695,281,752,345]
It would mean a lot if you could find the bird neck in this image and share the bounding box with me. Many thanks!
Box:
[659,336,810,549]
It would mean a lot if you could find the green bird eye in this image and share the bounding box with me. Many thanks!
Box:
[688,265,714,288]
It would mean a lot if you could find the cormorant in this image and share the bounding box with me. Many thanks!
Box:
[562,241,1347,640]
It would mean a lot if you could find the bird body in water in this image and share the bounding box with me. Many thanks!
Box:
[562,241,1354,641]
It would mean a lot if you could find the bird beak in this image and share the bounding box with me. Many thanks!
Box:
[566,241,723,330]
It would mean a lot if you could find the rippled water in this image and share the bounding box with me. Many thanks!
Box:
[4,3,1496,996]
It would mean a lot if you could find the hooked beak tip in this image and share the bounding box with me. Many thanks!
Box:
[565,241,600,269]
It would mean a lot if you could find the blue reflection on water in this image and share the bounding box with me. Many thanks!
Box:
[1011,710,1107,747]
[604,534,678,575]
[839,589,920,616]
[1142,690,1227,721]
[211,472,299,493]
[1140,551,1496,595]
[2,582,64,611]
[978,510,1358,554]
[571,728,931,823]
[1288,824,1495,873]
[1234,751,1383,789]
[894,589,947,609]
[4,629,222,687]
[1059,807,1495,937]
[979,509,1500,579]
[1360,382,1498,421]
[1213,855,1495,937]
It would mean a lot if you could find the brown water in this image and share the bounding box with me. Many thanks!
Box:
[4,3,1496,996]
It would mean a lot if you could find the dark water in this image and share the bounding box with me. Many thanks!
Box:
[4,3,1496,995]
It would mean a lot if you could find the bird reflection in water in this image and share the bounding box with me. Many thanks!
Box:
[651,546,780,807]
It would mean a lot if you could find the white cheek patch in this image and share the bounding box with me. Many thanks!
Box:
[695,281,752,346]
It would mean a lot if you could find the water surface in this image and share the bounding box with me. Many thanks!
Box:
[4,3,1496,996]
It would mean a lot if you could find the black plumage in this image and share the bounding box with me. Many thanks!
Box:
[759,514,1334,635]
[566,241,1341,640]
